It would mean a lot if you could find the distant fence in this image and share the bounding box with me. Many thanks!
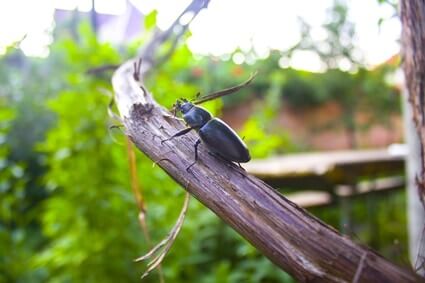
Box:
[245,148,406,208]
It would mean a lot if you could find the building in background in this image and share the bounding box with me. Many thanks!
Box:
[54,0,144,44]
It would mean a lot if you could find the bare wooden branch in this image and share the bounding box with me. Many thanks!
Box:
[138,0,210,74]
[112,60,423,283]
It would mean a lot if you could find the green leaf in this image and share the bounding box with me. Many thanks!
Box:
[144,10,158,31]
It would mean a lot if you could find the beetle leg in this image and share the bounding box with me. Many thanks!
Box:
[161,127,193,143]
[237,163,246,171]
[186,139,201,171]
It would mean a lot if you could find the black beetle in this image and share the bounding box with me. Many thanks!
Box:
[162,99,250,170]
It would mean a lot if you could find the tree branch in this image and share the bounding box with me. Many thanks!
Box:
[111,60,422,283]
[138,0,210,75]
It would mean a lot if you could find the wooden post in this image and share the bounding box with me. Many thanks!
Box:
[403,88,425,275]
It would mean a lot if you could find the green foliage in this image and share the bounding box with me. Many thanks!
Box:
[1,22,295,283]
[293,0,361,69]
[0,106,31,282]
[0,11,405,283]
[277,66,399,116]
[35,82,142,282]
[0,45,62,283]
[279,69,326,108]
[310,191,408,266]
[144,10,158,31]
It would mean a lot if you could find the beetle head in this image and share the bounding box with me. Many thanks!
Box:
[175,98,193,114]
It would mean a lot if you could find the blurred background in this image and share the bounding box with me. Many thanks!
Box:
[0,0,418,282]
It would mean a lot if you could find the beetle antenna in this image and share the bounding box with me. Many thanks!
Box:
[193,71,258,105]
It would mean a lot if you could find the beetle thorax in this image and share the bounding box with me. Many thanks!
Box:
[182,105,212,129]
[178,102,194,114]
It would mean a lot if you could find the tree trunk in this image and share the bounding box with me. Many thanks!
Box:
[401,0,425,205]
[111,60,422,283]
[401,0,425,275]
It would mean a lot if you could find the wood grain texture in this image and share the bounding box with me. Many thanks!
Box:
[112,61,423,282]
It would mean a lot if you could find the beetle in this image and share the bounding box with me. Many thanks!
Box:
[162,99,250,170]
